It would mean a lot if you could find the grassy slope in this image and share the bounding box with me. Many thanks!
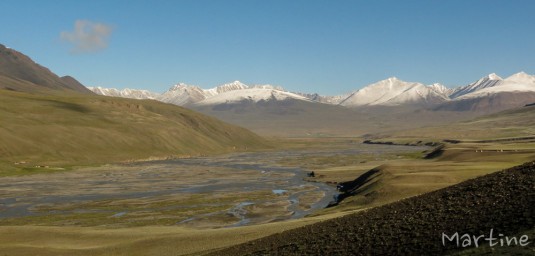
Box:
[0,211,355,256]
[0,89,269,174]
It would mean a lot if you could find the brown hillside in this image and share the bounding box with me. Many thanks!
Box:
[0,44,92,94]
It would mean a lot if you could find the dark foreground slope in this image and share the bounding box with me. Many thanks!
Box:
[215,162,535,255]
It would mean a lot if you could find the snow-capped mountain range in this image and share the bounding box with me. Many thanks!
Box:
[87,87,160,100]
[87,72,535,110]
[154,81,291,106]
[197,87,309,106]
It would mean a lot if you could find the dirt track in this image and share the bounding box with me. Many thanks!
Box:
[214,161,535,255]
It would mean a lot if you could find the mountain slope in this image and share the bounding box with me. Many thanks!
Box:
[449,73,502,98]
[0,44,92,94]
[0,89,269,169]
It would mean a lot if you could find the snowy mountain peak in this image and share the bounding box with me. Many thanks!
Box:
[487,73,502,80]
[505,71,535,84]
[429,83,445,89]
[168,82,200,91]
[379,77,402,87]
[449,73,503,99]
[363,77,410,89]
[428,83,451,95]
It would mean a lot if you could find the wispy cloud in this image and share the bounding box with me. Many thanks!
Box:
[60,20,113,53]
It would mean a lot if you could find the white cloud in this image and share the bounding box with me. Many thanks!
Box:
[60,20,113,53]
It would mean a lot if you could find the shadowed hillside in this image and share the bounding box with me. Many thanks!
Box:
[0,44,92,94]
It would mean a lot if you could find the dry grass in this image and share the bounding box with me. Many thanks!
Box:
[0,89,269,176]
[0,211,355,256]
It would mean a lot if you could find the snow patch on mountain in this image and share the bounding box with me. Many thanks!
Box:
[251,84,285,91]
[213,81,248,94]
[295,92,346,104]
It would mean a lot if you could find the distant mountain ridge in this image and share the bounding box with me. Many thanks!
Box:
[87,86,160,100]
[89,80,296,106]
[88,71,535,112]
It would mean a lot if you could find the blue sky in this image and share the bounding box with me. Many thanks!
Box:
[1,0,535,95]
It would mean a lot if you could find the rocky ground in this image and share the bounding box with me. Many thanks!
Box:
[213,161,535,255]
